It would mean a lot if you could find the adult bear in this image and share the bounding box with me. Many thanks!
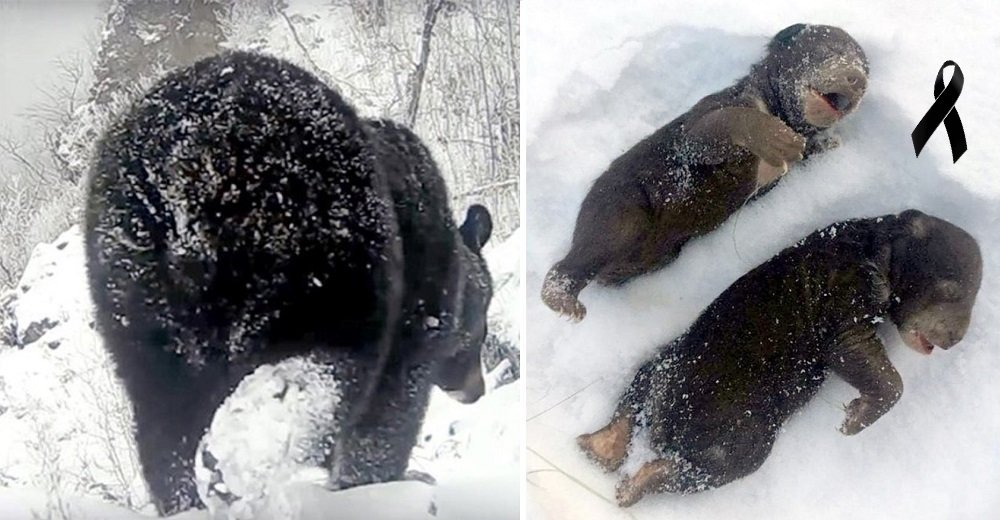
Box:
[84,51,493,515]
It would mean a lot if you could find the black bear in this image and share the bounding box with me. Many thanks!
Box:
[541,24,869,322]
[84,51,493,515]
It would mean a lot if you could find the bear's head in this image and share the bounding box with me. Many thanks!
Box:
[888,210,982,355]
[435,204,493,403]
[757,23,869,134]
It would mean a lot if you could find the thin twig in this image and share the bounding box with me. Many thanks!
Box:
[527,378,603,422]
[0,137,46,181]
[526,445,632,515]
[461,178,517,197]
[278,9,331,82]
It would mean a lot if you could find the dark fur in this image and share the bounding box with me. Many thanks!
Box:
[84,51,492,514]
[542,24,869,321]
[578,210,982,506]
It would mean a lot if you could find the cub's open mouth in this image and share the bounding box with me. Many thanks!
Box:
[903,330,936,355]
[812,89,850,115]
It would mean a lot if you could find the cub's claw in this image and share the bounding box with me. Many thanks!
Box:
[839,397,871,436]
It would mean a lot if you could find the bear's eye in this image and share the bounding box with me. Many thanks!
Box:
[935,280,963,302]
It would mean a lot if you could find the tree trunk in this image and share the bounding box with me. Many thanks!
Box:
[406,0,445,127]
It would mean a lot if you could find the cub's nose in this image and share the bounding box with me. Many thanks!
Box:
[936,328,965,350]
[846,71,866,87]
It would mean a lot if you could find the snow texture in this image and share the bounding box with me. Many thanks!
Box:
[526,1,1000,519]
[195,358,342,520]
[0,223,521,519]
[0,228,149,510]
[0,477,432,520]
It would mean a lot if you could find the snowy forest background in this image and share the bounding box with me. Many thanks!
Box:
[0,0,521,518]
[0,0,520,291]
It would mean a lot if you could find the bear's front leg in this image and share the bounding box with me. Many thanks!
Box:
[828,329,903,435]
[335,363,433,488]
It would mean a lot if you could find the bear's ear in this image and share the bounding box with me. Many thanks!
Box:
[770,23,808,49]
[460,204,492,253]
[898,209,931,239]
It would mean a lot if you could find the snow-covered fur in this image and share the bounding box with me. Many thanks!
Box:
[84,51,493,515]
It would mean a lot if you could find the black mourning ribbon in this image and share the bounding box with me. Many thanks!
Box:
[911,60,967,163]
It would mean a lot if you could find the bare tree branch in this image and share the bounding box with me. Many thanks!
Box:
[0,257,16,288]
[0,135,46,181]
[461,178,517,197]
[469,7,498,181]
[406,0,445,127]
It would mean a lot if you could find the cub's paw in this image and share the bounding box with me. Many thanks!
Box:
[744,117,806,168]
[839,397,872,436]
[576,416,630,472]
[615,477,644,508]
[806,131,841,156]
[576,432,623,472]
[541,283,587,322]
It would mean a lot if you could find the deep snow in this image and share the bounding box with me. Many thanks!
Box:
[525,1,1000,519]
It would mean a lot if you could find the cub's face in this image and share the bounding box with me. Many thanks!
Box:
[434,204,493,403]
[800,54,868,128]
[764,24,869,130]
[889,210,982,355]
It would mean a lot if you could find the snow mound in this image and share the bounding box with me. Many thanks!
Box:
[195,358,342,520]
[526,2,1000,519]
[0,486,152,520]
[9,227,94,348]
[0,227,148,510]
[420,383,521,520]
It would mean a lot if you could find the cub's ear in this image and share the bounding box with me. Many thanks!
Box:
[770,23,808,49]
[898,209,931,239]
[460,204,492,253]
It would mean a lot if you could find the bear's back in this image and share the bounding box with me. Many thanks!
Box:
[85,51,401,364]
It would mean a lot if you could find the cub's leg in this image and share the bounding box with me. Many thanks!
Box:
[828,329,903,435]
[615,459,681,507]
[577,354,662,471]
[543,202,647,321]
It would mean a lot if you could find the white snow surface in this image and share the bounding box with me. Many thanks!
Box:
[0,221,521,519]
[0,479,435,520]
[526,1,1000,519]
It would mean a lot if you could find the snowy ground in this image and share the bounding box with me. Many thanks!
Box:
[525,1,1000,519]
[0,224,521,519]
